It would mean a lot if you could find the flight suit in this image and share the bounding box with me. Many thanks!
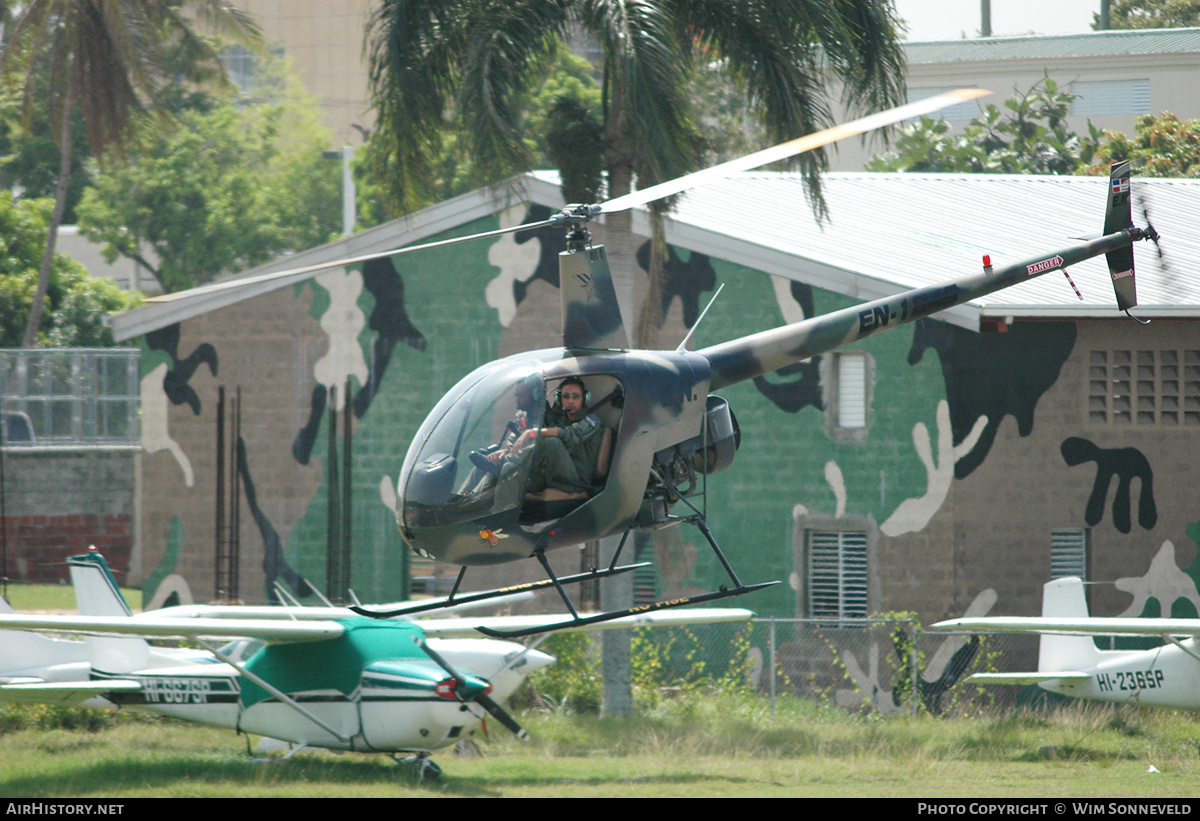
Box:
[525,405,605,494]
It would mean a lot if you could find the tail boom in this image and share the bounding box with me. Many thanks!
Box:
[701,226,1152,391]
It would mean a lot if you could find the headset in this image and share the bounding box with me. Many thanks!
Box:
[553,377,590,409]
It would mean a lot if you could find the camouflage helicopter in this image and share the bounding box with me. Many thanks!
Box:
[166,90,1162,636]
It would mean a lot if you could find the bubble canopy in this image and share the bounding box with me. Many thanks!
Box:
[397,360,546,538]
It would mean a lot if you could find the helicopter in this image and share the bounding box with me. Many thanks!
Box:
[131,89,1162,637]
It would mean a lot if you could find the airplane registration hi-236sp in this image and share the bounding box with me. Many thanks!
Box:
[0,552,753,780]
[154,88,1162,638]
[934,577,1200,712]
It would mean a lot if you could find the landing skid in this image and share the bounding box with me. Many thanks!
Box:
[477,514,778,639]
[350,561,653,619]
[474,581,777,638]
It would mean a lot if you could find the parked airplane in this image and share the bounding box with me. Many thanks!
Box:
[0,552,752,779]
[933,577,1200,710]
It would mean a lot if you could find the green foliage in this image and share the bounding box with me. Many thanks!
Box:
[0,89,92,224]
[356,48,602,224]
[868,78,1097,175]
[543,96,604,204]
[0,192,140,347]
[527,631,602,713]
[1084,112,1200,177]
[365,1,904,220]
[75,56,340,292]
[1098,0,1200,28]
[529,624,756,714]
[687,56,769,165]
[0,703,158,735]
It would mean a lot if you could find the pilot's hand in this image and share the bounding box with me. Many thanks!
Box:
[512,428,537,452]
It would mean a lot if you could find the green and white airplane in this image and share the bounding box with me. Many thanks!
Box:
[0,552,751,779]
[934,577,1200,712]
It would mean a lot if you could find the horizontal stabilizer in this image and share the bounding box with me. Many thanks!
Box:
[967,671,1091,686]
[0,679,141,707]
[933,616,1200,638]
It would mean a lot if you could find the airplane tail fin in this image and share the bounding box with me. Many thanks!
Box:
[68,551,149,674]
[1103,161,1137,312]
[1037,577,1101,673]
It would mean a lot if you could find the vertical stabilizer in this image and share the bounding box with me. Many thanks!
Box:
[1103,161,1137,311]
[1038,577,1100,673]
[68,552,149,674]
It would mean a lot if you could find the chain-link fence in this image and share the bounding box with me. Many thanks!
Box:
[532,618,1047,717]
[0,349,140,446]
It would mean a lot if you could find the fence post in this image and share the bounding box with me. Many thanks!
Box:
[910,619,919,717]
[768,617,776,716]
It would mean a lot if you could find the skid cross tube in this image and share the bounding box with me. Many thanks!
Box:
[350,561,652,619]
[474,582,778,639]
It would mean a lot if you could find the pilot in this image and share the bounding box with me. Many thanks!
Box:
[525,376,606,500]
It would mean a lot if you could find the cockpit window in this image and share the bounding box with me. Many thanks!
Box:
[399,361,545,529]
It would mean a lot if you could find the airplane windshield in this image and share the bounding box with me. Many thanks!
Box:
[399,362,545,529]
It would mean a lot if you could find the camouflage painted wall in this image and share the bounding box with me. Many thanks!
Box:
[136,197,1200,630]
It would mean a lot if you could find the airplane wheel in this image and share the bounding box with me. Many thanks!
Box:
[417,757,442,782]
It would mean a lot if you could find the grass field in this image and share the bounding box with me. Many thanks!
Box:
[3,695,1199,798]
[2,581,142,612]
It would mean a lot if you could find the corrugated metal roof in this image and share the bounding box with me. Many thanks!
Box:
[115,169,1200,341]
[649,171,1200,323]
[906,27,1200,63]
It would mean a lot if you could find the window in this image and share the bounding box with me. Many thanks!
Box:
[221,45,259,94]
[906,88,981,122]
[836,354,868,428]
[0,349,140,446]
[807,530,868,625]
[1088,348,1200,426]
[1051,529,1087,581]
[1071,80,1151,117]
[826,351,872,439]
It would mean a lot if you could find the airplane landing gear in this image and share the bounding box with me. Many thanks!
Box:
[395,753,442,782]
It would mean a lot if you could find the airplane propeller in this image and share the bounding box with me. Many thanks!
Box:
[416,638,530,740]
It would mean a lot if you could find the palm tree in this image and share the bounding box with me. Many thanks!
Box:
[1,0,261,347]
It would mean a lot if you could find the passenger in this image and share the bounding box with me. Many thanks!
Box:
[483,379,541,468]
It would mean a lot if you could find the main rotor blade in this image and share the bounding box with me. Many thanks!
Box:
[598,88,990,215]
[146,89,985,305]
[145,218,557,304]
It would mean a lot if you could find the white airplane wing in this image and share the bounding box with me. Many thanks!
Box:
[0,606,751,643]
[0,679,142,707]
[933,616,1200,638]
[0,614,346,643]
[146,591,534,622]
[418,607,755,638]
[965,671,1092,686]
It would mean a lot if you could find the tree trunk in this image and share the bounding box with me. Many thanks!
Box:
[22,77,76,348]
